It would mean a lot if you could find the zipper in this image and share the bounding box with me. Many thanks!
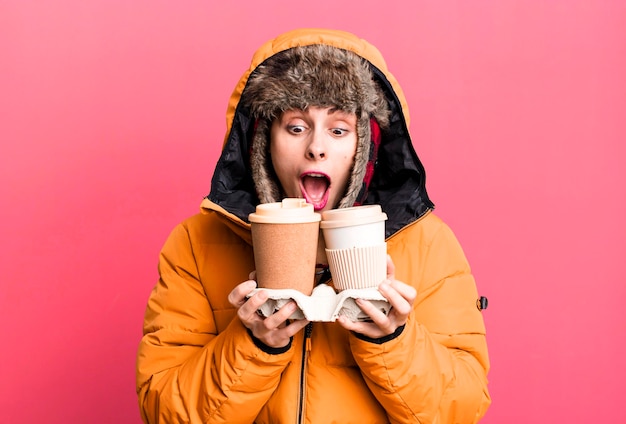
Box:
[297,322,313,424]
[385,208,433,243]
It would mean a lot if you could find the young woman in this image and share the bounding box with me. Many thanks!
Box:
[136,28,491,423]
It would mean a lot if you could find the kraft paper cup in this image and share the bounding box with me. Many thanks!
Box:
[249,198,321,295]
[320,205,388,290]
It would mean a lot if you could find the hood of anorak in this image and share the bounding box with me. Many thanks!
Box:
[206,28,433,238]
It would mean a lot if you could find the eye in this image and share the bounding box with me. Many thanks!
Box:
[330,128,349,136]
[287,125,306,134]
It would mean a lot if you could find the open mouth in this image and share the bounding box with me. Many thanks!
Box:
[300,172,330,210]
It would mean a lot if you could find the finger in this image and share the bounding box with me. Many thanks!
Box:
[378,281,412,316]
[355,298,397,330]
[263,301,300,329]
[228,280,257,307]
[386,279,417,304]
[258,319,308,348]
[337,315,386,338]
[238,289,269,321]
[282,318,310,337]
[355,298,390,322]
[336,315,361,332]
[249,270,257,280]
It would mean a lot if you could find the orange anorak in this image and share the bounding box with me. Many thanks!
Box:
[136,28,490,423]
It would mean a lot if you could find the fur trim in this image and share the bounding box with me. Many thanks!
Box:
[250,119,281,204]
[243,44,390,207]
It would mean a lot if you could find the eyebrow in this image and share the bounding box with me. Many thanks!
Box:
[280,108,356,120]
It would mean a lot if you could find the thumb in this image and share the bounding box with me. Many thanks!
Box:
[386,255,396,280]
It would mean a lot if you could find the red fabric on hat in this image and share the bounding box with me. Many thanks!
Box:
[354,117,381,206]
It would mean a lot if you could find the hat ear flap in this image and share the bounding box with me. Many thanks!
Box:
[338,110,373,209]
[345,116,383,207]
[250,119,281,204]
[354,117,382,205]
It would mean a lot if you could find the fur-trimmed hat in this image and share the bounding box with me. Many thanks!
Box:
[242,44,391,208]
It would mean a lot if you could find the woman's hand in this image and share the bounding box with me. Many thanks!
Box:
[228,276,309,348]
[337,256,416,339]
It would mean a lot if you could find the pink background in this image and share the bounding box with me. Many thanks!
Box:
[1,1,625,422]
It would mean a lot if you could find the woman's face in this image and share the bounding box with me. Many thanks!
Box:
[270,106,358,212]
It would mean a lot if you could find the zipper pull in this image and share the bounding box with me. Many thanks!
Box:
[305,322,313,352]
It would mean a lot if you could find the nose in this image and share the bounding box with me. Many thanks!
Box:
[306,129,326,160]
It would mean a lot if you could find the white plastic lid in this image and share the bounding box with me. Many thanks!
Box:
[320,205,387,229]
[249,198,321,224]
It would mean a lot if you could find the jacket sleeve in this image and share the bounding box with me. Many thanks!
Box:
[349,218,491,423]
[136,223,293,424]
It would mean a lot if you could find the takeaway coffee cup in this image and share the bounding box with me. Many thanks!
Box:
[249,198,321,295]
[320,205,388,291]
